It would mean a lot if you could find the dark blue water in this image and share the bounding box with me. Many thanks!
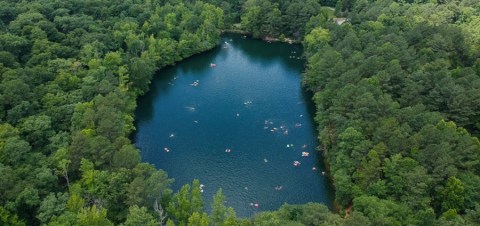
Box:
[134,34,333,217]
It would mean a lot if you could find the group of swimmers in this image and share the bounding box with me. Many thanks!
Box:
[263,121,303,135]
[162,108,325,183]
[190,80,200,86]
[264,121,294,135]
[286,143,311,157]
[311,166,326,175]
[289,51,302,59]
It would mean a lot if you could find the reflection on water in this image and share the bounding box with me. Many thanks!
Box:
[134,34,333,217]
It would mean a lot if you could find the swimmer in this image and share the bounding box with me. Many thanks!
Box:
[264,158,268,163]
[293,161,301,167]
[169,134,175,138]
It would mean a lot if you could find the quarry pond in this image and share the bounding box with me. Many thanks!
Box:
[134,34,334,217]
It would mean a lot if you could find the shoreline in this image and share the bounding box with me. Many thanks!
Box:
[221,29,301,44]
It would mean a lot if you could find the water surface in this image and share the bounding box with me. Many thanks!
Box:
[135,34,333,216]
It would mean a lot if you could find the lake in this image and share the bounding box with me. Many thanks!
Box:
[134,34,333,217]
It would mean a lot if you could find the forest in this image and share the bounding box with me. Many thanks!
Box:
[1,0,479,225]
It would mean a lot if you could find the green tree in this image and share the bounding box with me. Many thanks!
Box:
[19,115,54,149]
[353,195,411,225]
[76,205,113,226]
[241,5,262,37]
[125,164,173,208]
[112,144,141,169]
[383,155,431,210]
[439,177,465,214]
[0,206,25,226]
[187,212,208,226]
[36,192,68,224]
[353,148,382,191]
[209,188,227,225]
[122,205,158,226]
[253,211,282,226]
[304,28,330,58]
[167,183,192,225]
[190,179,204,214]
[128,56,157,95]
[166,179,207,225]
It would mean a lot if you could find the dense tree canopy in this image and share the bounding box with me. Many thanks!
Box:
[301,0,480,225]
[0,0,225,225]
[1,0,480,225]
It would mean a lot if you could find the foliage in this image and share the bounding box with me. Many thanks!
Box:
[301,0,480,224]
[2,0,480,225]
[0,0,223,225]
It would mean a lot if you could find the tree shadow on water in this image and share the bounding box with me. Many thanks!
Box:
[135,45,223,123]
[226,34,304,69]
